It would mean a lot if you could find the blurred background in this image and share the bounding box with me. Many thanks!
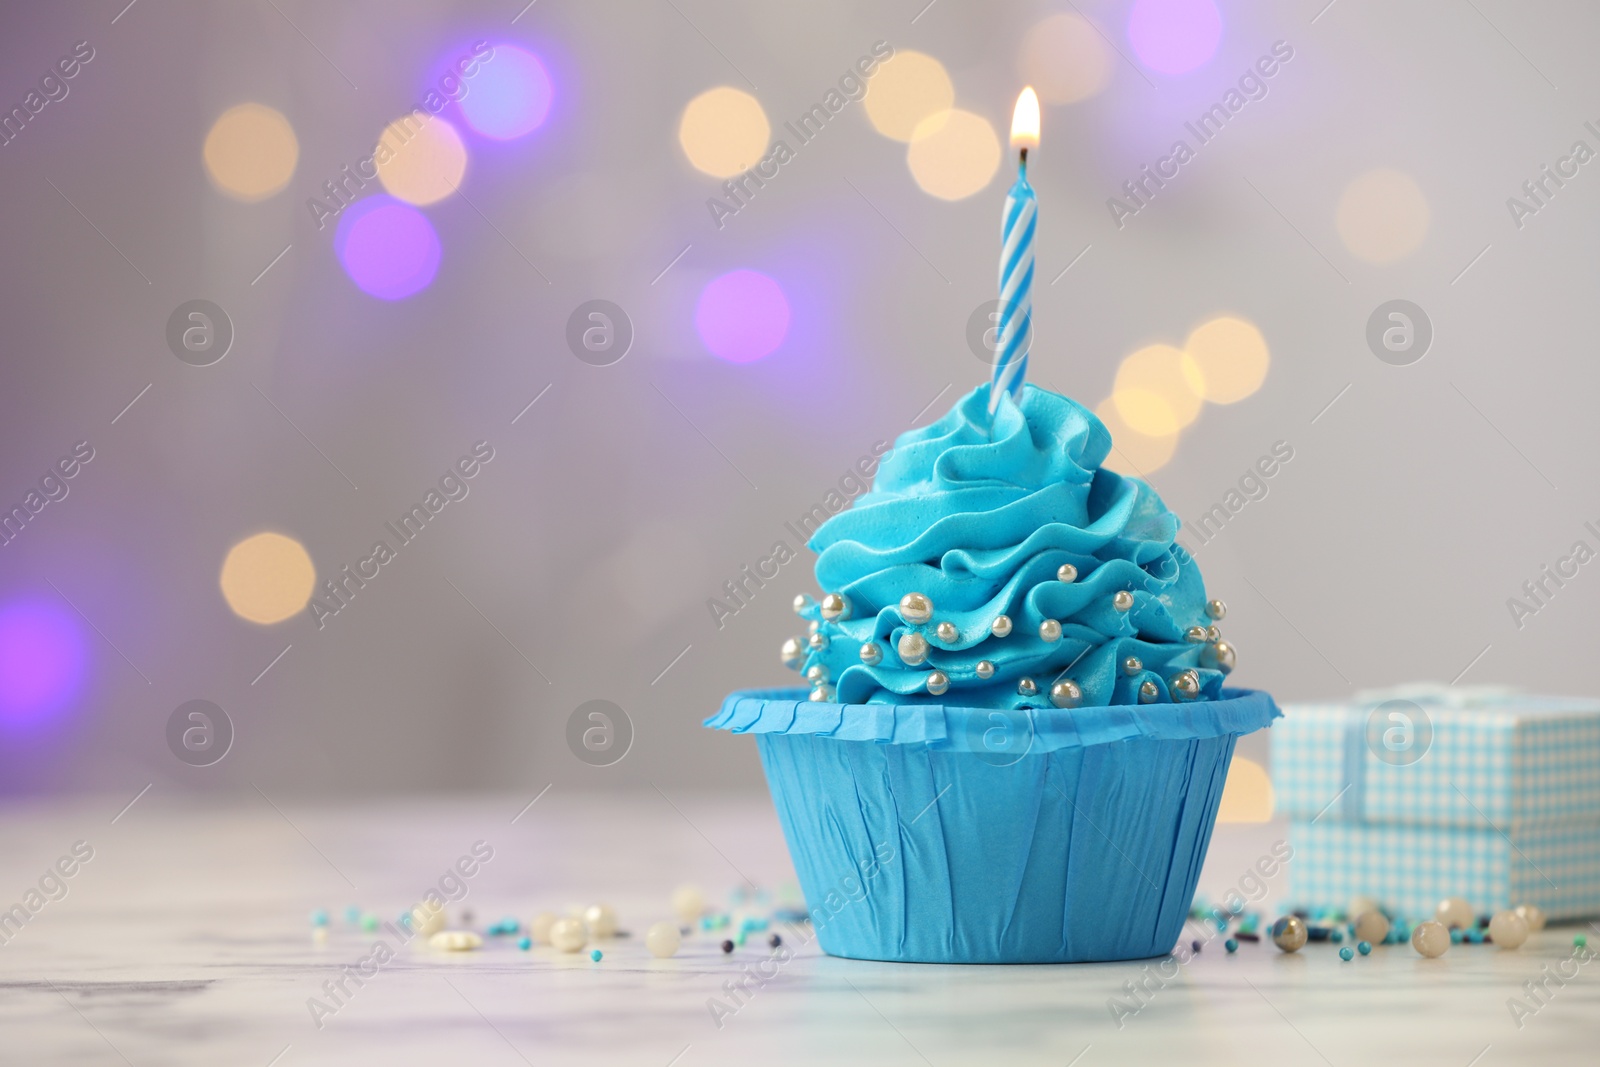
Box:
[0,0,1594,798]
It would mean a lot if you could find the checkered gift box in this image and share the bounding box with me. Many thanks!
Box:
[1272,685,1600,920]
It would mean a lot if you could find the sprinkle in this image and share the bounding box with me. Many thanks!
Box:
[1190,939,1202,954]
[1339,946,1354,961]
[344,905,361,924]
[1450,927,1464,944]
[1235,932,1260,943]
[1225,938,1238,953]
[590,949,602,962]
[736,932,746,947]
[518,936,532,950]
[309,909,329,926]
[360,913,379,932]
[1577,934,1589,948]
[721,939,735,953]
[769,933,782,948]
[1329,928,1343,943]
[1357,941,1372,955]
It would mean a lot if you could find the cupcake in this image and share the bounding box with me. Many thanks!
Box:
[708,382,1278,963]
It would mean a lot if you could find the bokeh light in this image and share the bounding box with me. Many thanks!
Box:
[695,269,790,363]
[221,532,316,625]
[1019,14,1113,104]
[1128,0,1223,76]
[0,600,87,726]
[1112,343,1202,436]
[906,109,1001,201]
[334,196,442,301]
[375,115,467,206]
[678,87,770,178]
[1217,757,1274,823]
[457,44,552,139]
[1337,168,1430,263]
[1095,398,1179,477]
[863,51,954,142]
[1182,316,1271,404]
[203,102,299,202]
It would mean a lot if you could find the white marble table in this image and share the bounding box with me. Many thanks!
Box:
[0,790,1592,1065]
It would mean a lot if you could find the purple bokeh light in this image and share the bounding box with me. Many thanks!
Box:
[334,196,442,300]
[458,44,553,140]
[0,599,88,727]
[1128,0,1223,76]
[695,270,791,363]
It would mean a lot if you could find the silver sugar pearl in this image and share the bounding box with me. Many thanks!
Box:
[805,664,829,683]
[935,621,959,643]
[897,633,929,666]
[1017,677,1039,697]
[991,615,1013,638]
[1139,680,1160,703]
[1122,655,1143,677]
[899,593,933,625]
[1050,680,1083,709]
[793,594,814,615]
[808,620,820,635]
[1113,590,1135,612]
[1202,640,1237,674]
[1185,626,1209,644]
[975,660,995,680]
[820,592,852,621]
[1206,598,1227,621]
[926,670,950,697]
[1057,563,1079,583]
[859,642,883,666]
[808,684,835,703]
[1207,625,1221,642]
[1039,619,1062,643]
[1169,670,1200,699]
[781,637,804,670]
[808,632,829,651]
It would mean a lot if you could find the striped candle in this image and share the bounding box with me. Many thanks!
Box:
[990,88,1040,415]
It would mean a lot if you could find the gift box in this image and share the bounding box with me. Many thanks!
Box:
[709,686,1279,963]
[1272,685,1600,920]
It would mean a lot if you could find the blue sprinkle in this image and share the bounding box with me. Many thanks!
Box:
[344,905,361,924]
[1225,938,1238,953]
[398,912,413,928]
[499,916,520,934]
[1466,928,1483,944]
[518,936,532,950]
[1339,946,1354,961]
[590,949,602,962]
[309,909,329,927]
[1357,940,1372,955]
[1450,928,1464,944]
[1330,928,1343,943]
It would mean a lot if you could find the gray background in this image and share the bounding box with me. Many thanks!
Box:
[0,0,1593,797]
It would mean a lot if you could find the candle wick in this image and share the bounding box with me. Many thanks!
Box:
[1019,147,1028,169]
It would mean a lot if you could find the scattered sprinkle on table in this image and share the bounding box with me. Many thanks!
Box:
[768,933,782,948]
[1576,934,1588,948]
[590,949,602,962]
[518,936,532,950]
[1225,938,1238,953]
[309,909,329,926]
[1339,946,1354,961]
[721,940,735,954]
[1357,941,1372,955]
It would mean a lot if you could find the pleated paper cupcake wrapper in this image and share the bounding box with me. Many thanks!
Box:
[707,687,1280,964]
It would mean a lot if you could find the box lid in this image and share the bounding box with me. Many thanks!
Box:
[1272,684,1600,829]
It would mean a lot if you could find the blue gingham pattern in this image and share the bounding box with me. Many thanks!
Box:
[1274,692,1600,919]
[1291,819,1600,920]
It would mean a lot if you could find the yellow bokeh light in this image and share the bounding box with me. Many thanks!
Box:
[1182,317,1271,404]
[1019,14,1113,105]
[864,51,954,142]
[906,109,1000,201]
[1112,344,1202,437]
[1095,398,1179,477]
[678,87,770,178]
[221,532,316,625]
[375,115,467,206]
[203,103,299,202]
[1216,757,1275,823]
[1336,168,1430,264]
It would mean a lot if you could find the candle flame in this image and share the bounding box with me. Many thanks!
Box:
[1010,87,1040,151]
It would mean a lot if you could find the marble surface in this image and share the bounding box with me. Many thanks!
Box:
[0,789,1593,1066]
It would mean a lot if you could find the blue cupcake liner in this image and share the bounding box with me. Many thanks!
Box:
[707,687,1279,964]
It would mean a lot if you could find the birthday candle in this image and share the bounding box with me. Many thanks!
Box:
[991,87,1041,415]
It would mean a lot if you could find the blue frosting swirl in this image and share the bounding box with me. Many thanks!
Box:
[794,383,1228,708]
